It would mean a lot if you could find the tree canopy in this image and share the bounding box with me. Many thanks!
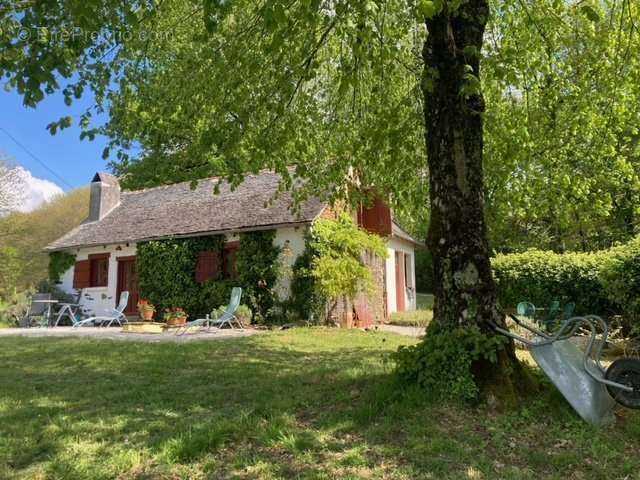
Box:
[1,1,637,251]
[483,0,640,252]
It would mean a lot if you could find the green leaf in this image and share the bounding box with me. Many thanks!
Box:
[418,0,441,19]
[580,5,600,23]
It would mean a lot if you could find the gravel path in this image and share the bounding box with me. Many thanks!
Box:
[0,326,263,343]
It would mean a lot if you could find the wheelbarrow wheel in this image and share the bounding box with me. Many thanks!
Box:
[605,358,640,409]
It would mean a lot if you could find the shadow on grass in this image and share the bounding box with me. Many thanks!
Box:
[0,330,638,479]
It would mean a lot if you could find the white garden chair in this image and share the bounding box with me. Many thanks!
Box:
[73,292,129,328]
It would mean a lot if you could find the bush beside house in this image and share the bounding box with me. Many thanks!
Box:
[288,214,387,325]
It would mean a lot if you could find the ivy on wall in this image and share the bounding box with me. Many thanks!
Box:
[290,235,325,323]
[48,251,76,283]
[137,231,283,323]
[237,230,281,323]
[136,235,229,318]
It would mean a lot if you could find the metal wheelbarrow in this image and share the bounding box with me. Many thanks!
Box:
[492,314,640,426]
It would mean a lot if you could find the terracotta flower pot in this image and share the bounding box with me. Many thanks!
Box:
[166,316,187,327]
[142,309,154,321]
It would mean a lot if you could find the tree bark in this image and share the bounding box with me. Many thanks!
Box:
[422,2,530,399]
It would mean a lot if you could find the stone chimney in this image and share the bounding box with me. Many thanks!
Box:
[88,172,120,222]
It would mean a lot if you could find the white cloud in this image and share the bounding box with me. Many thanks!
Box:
[14,166,64,213]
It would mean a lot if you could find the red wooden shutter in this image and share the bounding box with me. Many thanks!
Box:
[358,198,392,236]
[195,251,219,284]
[73,260,91,289]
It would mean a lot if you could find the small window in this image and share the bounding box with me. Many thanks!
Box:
[89,254,109,287]
[222,242,239,280]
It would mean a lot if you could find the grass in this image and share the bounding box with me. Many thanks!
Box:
[0,329,639,479]
[416,293,434,310]
[388,293,434,327]
[388,309,433,327]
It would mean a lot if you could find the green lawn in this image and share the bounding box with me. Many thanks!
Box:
[1,329,639,479]
[415,293,434,310]
[388,293,434,327]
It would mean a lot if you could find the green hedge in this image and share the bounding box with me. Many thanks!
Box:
[492,237,640,329]
[600,237,640,329]
[492,249,613,316]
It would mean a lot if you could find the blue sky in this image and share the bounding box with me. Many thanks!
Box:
[0,88,110,192]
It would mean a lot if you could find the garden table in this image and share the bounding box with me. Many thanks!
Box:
[31,299,58,327]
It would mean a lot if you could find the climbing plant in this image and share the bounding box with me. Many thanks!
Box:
[47,251,76,283]
[289,233,325,323]
[136,235,228,318]
[237,230,281,323]
[309,214,387,318]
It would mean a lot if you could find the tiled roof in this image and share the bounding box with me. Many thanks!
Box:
[46,171,326,251]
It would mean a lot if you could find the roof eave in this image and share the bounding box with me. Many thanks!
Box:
[43,219,315,252]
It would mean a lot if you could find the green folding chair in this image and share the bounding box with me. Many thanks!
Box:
[540,300,561,330]
[516,301,536,320]
[176,287,243,335]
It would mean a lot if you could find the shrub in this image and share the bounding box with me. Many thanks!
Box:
[289,239,325,323]
[0,289,31,327]
[600,237,640,332]
[492,249,613,316]
[0,247,21,298]
[393,326,507,401]
[237,230,281,323]
[35,279,76,304]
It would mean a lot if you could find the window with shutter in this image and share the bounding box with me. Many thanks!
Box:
[195,250,220,283]
[73,260,91,289]
[88,253,110,287]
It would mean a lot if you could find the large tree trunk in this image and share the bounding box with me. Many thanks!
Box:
[422,1,530,399]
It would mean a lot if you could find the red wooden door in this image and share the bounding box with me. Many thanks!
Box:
[117,257,139,315]
[395,251,406,312]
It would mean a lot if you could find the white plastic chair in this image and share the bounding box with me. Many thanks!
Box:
[73,292,129,328]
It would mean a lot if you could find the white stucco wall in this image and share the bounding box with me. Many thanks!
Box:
[57,226,309,316]
[385,237,417,314]
[59,243,137,317]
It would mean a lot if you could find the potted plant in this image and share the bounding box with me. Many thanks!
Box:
[137,299,156,321]
[164,307,188,326]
